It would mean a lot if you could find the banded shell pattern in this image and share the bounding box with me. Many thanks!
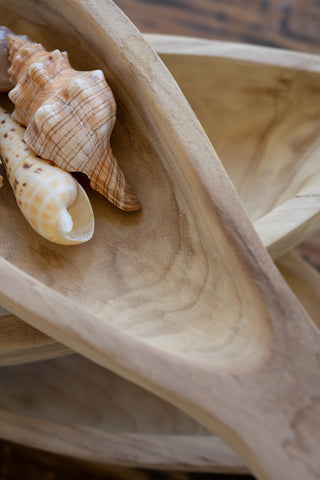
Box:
[0,27,24,92]
[0,107,94,245]
[7,34,141,211]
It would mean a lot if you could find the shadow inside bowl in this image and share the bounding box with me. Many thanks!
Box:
[0,353,245,472]
[157,48,320,258]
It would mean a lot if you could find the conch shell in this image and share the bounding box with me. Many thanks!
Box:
[7,34,141,211]
[0,107,94,244]
[0,27,26,92]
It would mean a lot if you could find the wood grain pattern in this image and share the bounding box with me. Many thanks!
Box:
[1,246,320,476]
[0,354,246,473]
[115,0,320,54]
[3,35,320,364]
[1,34,320,476]
[0,439,254,480]
[150,35,320,259]
[0,0,320,480]
[0,314,70,365]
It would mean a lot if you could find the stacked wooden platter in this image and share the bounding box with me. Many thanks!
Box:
[0,2,320,479]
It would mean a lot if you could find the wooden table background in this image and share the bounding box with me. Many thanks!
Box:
[1,1,320,479]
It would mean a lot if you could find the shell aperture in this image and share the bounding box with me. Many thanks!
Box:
[0,107,94,245]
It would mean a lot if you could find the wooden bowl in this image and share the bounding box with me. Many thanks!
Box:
[2,250,320,366]
[0,245,319,474]
[148,34,320,260]
[1,3,320,478]
[0,353,245,473]
[0,309,70,366]
[1,28,320,475]
[2,33,320,365]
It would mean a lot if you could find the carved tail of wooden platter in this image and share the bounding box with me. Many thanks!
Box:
[0,252,319,474]
[0,1,319,479]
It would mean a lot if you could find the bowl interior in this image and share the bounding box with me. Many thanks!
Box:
[1,29,320,369]
[159,53,320,223]
[0,2,274,373]
[0,354,209,435]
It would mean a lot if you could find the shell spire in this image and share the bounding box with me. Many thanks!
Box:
[7,34,141,212]
[0,26,30,92]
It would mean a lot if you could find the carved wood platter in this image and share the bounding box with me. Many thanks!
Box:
[2,33,320,364]
[0,5,320,479]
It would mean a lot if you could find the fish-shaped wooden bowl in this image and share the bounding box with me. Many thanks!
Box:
[0,5,320,480]
[2,34,320,362]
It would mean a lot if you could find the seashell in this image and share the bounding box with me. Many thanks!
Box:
[7,34,141,212]
[0,27,12,92]
[0,27,28,92]
[0,107,94,244]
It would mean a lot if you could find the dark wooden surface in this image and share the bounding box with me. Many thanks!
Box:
[0,440,252,480]
[116,0,320,53]
[2,1,320,479]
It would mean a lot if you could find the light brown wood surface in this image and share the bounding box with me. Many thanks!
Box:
[0,314,69,365]
[149,34,320,259]
[3,35,320,363]
[0,3,320,480]
[276,252,320,328]
[0,354,246,473]
[1,243,320,475]
[1,33,320,473]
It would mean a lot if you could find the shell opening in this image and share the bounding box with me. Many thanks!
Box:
[58,209,73,236]
[61,183,94,244]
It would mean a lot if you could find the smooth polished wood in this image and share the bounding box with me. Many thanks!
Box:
[0,0,320,480]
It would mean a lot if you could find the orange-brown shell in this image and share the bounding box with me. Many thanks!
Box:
[7,34,141,211]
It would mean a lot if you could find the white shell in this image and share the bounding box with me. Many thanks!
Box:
[0,107,94,244]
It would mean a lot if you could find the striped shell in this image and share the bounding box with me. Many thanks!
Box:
[0,27,29,92]
[7,34,141,211]
[0,107,94,245]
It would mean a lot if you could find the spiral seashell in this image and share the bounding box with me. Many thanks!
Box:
[7,34,141,212]
[0,27,29,92]
[0,26,12,92]
[0,107,94,244]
